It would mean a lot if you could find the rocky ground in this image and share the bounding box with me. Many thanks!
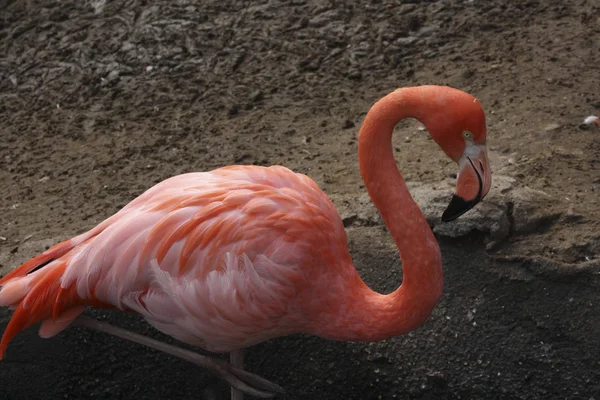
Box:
[1,0,599,399]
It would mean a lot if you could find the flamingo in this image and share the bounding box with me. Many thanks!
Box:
[0,85,491,399]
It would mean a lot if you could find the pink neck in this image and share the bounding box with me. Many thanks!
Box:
[311,87,444,341]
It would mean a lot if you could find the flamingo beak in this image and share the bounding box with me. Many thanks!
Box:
[442,144,491,222]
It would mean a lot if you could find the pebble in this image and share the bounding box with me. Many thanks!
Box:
[418,26,436,37]
[543,123,561,132]
[396,36,418,45]
[107,70,120,82]
[122,42,134,51]
[329,48,343,57]
[250,90,263,102]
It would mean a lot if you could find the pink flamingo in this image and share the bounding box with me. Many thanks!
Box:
[0,86,491,399]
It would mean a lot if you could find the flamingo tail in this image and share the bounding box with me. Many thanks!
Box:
[0,239,87,359]
[0,239,75,286]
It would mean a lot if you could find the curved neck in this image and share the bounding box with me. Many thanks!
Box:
[358,88,443,282]
[311,88,444,341]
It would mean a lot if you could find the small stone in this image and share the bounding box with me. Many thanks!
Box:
[543,123,561,132]
[418,26,436,37]
[107,70,119,82]
[122,42,134,51]
[396,36,418,45]
[250,90,263,102]
[467,309,474,321]
[329,48,343,57]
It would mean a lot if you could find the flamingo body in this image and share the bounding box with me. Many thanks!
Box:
[0,165,353,353]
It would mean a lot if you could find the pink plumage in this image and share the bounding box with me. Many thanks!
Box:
[0,86,492,398]
[0,165,351,353]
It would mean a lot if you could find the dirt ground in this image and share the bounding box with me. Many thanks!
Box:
[1,0,600,399]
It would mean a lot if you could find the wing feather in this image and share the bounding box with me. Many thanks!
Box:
[59,166,344,351]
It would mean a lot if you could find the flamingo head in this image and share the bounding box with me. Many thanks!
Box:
[419,87,492,222]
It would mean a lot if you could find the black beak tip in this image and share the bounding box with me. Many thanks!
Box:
[441,194,480,222]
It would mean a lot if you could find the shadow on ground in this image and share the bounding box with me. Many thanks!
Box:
[1,235,599,400]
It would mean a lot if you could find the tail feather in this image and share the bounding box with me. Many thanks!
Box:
[0,278,32,308]
[0,216,114,286]
[0,216,123,358]
[0,239,74,286]
[39,306,87,339]
[0,261,86,359]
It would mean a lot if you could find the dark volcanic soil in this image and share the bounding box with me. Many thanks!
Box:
[1,0,600,399]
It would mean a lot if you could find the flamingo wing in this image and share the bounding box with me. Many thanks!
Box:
[0,165,347,355]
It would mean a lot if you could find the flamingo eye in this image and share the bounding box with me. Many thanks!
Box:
[462,131,473,140]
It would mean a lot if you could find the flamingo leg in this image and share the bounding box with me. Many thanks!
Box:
[74,316,284,399]
[230,349,245,400]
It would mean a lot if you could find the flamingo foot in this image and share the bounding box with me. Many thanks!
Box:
[74,316,284,399]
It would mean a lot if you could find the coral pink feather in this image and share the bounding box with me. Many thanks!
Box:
[0,86,490,362]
